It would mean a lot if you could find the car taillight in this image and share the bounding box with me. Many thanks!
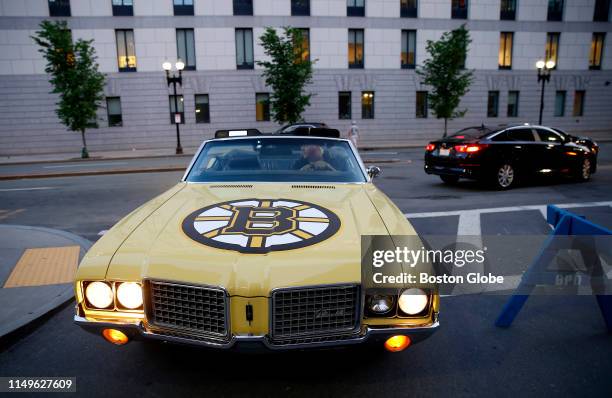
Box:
[455,144,485,153]
[425,143,436,152]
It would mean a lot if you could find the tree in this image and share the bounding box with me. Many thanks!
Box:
[257,27,315,125]
[417,25,474,137]
[33,20,106,158]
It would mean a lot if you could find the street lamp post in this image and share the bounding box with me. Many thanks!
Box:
[536,59,556,125]
[163,59,185,155]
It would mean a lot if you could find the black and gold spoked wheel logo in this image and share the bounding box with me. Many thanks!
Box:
[182,199,341,254]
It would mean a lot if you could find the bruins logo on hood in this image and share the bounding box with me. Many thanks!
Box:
[182,199,341,253]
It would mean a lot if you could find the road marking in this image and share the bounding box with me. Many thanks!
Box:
[404,201,612,219]
[43,162,129,169]
[0,209,25,220]
[364,151,398,156]
[0,187,54,192]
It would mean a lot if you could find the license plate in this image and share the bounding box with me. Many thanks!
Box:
[438,148,450,156]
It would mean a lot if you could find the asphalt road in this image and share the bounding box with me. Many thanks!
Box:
[0,145,611,397]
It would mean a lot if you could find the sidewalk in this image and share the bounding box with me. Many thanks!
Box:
[0,142,427,166]
[0,225,91,338]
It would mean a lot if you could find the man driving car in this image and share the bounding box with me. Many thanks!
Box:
[292,144,336,171]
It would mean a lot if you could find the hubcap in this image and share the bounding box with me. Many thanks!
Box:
[582,159,591,179]
[497,164,514,188]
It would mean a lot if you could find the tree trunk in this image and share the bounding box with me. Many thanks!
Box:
[81,130,89,159]
[443,118,448,138]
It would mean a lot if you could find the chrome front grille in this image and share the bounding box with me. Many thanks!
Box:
[146,280,228,339]
[271,285,360,342]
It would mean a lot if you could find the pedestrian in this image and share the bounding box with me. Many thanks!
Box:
[348,121,359,148]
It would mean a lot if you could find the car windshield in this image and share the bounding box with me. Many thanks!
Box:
[185,137,366,183]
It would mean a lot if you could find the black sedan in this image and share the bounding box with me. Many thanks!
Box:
[424,124,599,189]
[275,122,329,134]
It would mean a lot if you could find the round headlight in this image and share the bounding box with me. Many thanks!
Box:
[116,282,143,309]
[398,288,428,315]
[367,294,394,314]
[85,281,113,309]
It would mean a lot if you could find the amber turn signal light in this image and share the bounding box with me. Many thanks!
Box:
[102,328,129,345]
[384,335,411,352]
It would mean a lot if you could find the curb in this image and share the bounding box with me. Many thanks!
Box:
[0,159,407,180]
[0,166,187,181]
[0,225,92,339]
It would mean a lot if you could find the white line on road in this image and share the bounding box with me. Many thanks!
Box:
[364,152,399,156]
[404,201,612,219]
[43,162,129,169]
[0,187,55,192]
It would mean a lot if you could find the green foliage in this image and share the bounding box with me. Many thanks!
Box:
[417,25,474,136]
[32,20,106,157]
[257,27,315,124]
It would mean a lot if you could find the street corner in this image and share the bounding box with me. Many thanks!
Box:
[0,225,91,339]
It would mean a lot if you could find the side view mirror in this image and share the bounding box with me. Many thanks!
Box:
[367,165,381,179]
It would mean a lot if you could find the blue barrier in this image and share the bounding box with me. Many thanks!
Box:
[495,205,612,332]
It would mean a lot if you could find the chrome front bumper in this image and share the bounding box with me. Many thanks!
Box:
[74,314,439,351]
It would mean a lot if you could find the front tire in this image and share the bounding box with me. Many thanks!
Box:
[440,175,460,184]
[492,163,516,190]
[576,158,592,181]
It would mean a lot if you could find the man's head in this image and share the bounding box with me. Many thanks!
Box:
[302,145,324,162]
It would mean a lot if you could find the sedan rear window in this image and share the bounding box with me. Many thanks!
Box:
[186,137,366,183]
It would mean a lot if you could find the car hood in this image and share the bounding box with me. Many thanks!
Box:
[104,183,411,297]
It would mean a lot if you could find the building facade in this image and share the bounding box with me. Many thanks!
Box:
[0,0,611,155]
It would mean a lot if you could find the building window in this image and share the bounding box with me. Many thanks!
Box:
[589,33,605,70]
[573,91,585,116]
[256,93,270,121]
[547,0,564,21]
[500,0,516,20]
[498,32,513,70]
[400,0,418,18]
[234,0,253,15]
[401,30,417,69]
[416,91,428,118]
[195,94,210,124]
[347,0,365,17]
[507,91,519,117]
[339,92,352,120]
[173,0,194,15]
[169,95,185,124]
[487,91,499,117]
[235,28,254,69]
[176,29,196,70]
[112,0,133,16]
[451,0,468,19]
[545,33,560,68]
[116,29,136,72]
[292,0,310,16]
[294,29,310,62]
[348,29,364,69]
[594,0,610,21]
[554,91,566,117]
[106,97,122,127]
[48,0,71,17]
[361,91,374,119]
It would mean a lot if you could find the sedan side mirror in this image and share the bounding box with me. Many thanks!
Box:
[367,166,381,179]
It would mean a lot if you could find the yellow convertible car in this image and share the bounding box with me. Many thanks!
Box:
[74,128,439,352]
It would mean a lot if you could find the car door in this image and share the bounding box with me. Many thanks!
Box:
[533,128,566,173]
[497,128,538,174]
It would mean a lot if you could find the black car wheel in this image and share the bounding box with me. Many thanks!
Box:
[576,158,592,181]
[493,164,515,189]
[440,175,460,184]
